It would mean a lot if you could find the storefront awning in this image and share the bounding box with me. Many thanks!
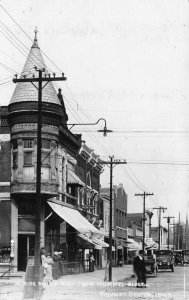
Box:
[145,238,158,250]
[78,233,95,246]
[67,170,84,186]
[92,237,109,248]
[127,238,142,251]
[77,234,109,250]
[48,201,102,235]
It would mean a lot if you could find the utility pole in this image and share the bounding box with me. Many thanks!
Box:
[178,212,180,250]
[153,207,167,250]
[163,216,175,250]
[100,157,126,282]
[135,192,154,252]
[13,69,66,299]
[170,219,177,250]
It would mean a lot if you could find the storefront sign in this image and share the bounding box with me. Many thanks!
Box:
[82,205,94,210]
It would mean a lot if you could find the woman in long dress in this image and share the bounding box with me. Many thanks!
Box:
[41,250,54,284]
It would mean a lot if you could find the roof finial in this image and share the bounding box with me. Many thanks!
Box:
[32,26,39,48]
[34,26,38,41]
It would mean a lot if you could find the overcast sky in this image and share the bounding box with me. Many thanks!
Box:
[1,0,189,226]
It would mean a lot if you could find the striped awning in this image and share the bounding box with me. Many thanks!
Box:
[67,170,84,186]
[48,201,102,235]
[92,237,109,248]
[78,234,109,250]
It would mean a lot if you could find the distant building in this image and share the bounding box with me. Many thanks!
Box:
[100,184,127,266]
[151,226,168,249]
[127,210,153,240]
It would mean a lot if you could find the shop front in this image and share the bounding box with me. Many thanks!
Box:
[46,200,108,272]
[0,199,11,275]
[126,238,142,263]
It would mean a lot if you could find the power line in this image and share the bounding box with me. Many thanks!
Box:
[0,25,47,73]
[125,165,161,206]
[0,18,61,76]
[127,161,189,166]
[0,61,18,74]
[0,5,174,214]
[0,48,24,69]
[0,79,12,86]
[68,107,189,117]
[71,129,189,134]
[0,4,63,74]
[121,166,145,192]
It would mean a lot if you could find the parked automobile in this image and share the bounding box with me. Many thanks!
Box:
[154,249,174,272]
[143,250,158,277]
[173,250,184,266]
[183,249,189,265]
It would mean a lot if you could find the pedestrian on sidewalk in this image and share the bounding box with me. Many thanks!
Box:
[133,250,147,288]
[41,250,54,285]
[44,252,54,284]
[89,251,95,272]
[52,250,62,279]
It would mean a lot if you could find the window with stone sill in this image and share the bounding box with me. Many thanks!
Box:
[42,139,50,149]
[41,151,50,165]
[24,151,32,165]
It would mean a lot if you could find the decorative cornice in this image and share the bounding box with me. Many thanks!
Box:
[8,101,63,116]
[11,123,59,135]
[10,182,58,195]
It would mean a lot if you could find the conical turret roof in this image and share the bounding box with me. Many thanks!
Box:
[10,32,61,106]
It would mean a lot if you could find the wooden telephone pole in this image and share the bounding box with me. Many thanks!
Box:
[153,207,167,250]
[135,192,154,252]
[13,69,66,299]
[100,157,126,282]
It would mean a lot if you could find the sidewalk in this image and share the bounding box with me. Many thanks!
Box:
[0,265,134,300]
[41,265,134,300]
[50,264,133,282]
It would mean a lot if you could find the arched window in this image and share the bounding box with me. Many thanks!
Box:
[86,171,91,187]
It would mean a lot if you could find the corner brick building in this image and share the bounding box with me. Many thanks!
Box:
[0,34,105,271]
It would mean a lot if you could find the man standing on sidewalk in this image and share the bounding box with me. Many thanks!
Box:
[133,250,147,288]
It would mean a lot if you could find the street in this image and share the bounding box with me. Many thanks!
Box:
[41,265,189,300]
[0,265,188,300]
[142,265,189,299]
